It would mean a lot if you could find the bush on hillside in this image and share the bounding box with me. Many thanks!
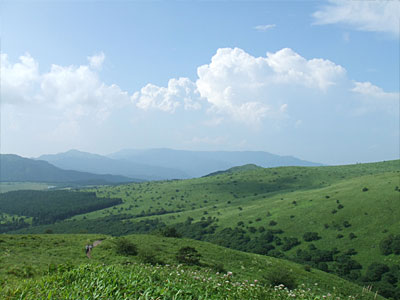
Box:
[364,263,390,282]
[160,227,182,238]
[380,234,400,255]
[176,246,201,265]
[114,238,138,256]
[303,232,321,242]
[263,267,297,290]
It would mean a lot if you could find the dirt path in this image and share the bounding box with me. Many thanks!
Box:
[93,240,103,247]
[86,240,103,259]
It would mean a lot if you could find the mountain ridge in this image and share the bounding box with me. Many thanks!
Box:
[0,154,136,184]
[108,148,323,178]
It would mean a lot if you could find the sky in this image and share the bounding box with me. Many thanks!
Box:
[0,0,399,165]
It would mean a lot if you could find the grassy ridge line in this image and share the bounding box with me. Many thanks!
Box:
[78,160,400,222]
[0,234,383,299]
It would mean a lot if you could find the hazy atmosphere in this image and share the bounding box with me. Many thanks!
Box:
[1,0,399,164]
[1,2,399,299]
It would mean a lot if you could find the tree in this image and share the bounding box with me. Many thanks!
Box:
[176,246,201,265]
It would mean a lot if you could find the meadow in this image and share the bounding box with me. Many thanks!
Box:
[0,234,383,299]
[2,160,399,298]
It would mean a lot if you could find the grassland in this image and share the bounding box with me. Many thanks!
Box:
[0,234,383,299]
[3,160,399,298]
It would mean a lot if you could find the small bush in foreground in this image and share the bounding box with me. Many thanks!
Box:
[263,267,297,290]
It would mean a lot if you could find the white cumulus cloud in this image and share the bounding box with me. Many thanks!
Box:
[132,47,396,126]
[352,81,398,99]
[195,47,345,123]
[265,47,346,90]
[132,77,202,113]
[39,63,129,119]
[1,52,129,120]
[313,0,400,36]
[1,53,40,104]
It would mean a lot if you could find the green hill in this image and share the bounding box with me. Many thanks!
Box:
[4,160,400,298]
[0,154,135,184]
[0,234,382,299]
[204,163,263,177]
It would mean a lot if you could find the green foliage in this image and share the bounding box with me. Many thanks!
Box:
[380,234,400,255]
[3,160,399,298]
[263,267,297,290]
[139,252,164,265]
[364,263,390,282]
[0,190,122,227]
[1,263,373,300]
[0,233,387,300]
[303,232,321,242]
[114,238,138,256]
[160,226,182,238]
[176,246,201,265]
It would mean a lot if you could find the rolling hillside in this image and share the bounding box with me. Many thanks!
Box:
[3,160,399,298]
[0,154,135,184]
[0,234,383,299]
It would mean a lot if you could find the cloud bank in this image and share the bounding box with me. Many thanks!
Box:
[1,48,398,162]
[2,48,397,127]
[313,0,400,36]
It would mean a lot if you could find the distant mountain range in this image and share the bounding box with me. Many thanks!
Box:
[0,149,322,184]
[0,154,135,184]
[38,150,189,181]
[37,148,322,181]
[108,148,322,178]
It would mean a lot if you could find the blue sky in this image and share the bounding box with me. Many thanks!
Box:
[1,0,399,165]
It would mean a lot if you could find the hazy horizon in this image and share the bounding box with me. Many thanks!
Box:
[1,1,399,166]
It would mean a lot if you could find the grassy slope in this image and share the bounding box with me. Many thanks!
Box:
[5,160,399,298]
[62,160,399,270]
[0,234,382,299]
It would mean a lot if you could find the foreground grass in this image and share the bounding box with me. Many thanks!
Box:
[0,234,384,299]
[1,263,379,300]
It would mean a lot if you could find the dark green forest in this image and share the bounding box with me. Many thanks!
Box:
[0,190,122,230]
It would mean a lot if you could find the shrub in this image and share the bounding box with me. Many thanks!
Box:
[176,246,201,265]
[114,238,138,256]
[263,267,297,290]
[269,220,277,226]
[281,237,300,251]
[343,220,351,228]
[213,262,226,273]
[380,234,400,255]
[362,187,369,192]
[140,252,164,265]
[364,262,390,281]
[161,227,182,238]
[303,232,321,242]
